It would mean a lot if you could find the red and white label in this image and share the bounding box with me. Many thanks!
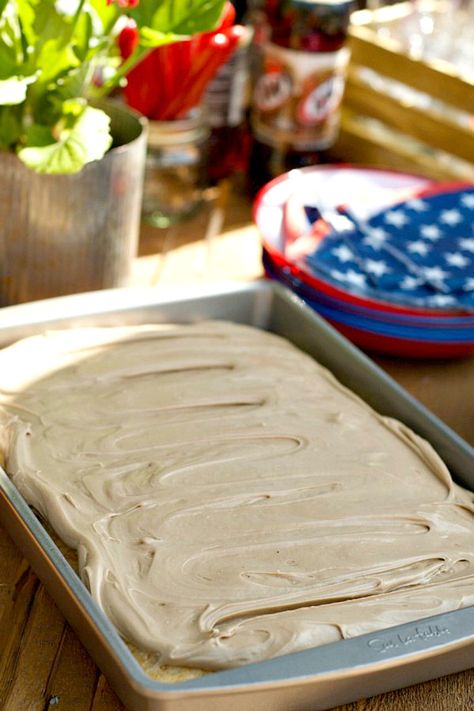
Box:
[251,43,350,149]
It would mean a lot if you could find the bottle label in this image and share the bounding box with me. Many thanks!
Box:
[251,43,349,150]
[205,48,248,128]
[204,26,253,129]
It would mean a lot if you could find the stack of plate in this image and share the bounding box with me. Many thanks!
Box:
[254,166,474,358]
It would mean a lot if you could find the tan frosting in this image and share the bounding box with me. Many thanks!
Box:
[0,321,473,671]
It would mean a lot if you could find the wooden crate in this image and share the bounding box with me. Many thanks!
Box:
[332,2,474,181]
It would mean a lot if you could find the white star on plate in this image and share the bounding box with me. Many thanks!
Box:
[422,266,450,281]
[400,276,422,290]
[331,270,348,283]
[461,193,474,209]
[408,241,431,256]
[459,238,474,252]
[420,225,443,240]
[362,227,389,248]
[405,199,428,211]
[428,294,456,307]
[365,259,391,277]
[464,278,474,291]
[440,209,462,226]
[345,270,367,288]
[420,224,443,240]
[445,252,470,268]
[384,211,410,228]
[332,245,353,263]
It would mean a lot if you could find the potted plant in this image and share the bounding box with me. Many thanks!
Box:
[0,0,225,304]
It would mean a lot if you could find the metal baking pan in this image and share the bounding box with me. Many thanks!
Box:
[0,280,473,711]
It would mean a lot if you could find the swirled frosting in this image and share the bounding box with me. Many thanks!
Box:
[1,321,473,671]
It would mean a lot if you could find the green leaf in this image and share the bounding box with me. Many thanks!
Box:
[87,0,117,34]
[138,27,183,48]
[32,61,94,127]
[0,104,23,148]
[0,46,21,81]
[16,0,38,53]
[56,63,92,101]
[32,0,71,49]
[18,0,78,86]
[0,2,24,77]
[73,9,93,63]
[131,0,225,41]
[155,0,225,36]
[62,96,86,117]
[0,0,8,19]
[18,103,112,174]
[0,74,36,104]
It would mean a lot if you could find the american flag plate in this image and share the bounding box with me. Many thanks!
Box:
[254,165,474,358]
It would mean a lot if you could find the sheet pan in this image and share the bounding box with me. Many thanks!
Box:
[0,280,473,711]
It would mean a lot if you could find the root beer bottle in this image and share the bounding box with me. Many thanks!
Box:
[248,0,353,194]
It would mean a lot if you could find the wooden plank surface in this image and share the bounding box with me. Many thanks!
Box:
[0,184,473,710]
[348,24,474,113]
[343,72,474,164]
[333,112,474,183]
[339,6,474,185]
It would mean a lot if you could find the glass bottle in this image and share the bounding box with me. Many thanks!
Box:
[248,0,354,194]
[203,26,253,183]
[142,109,210,228]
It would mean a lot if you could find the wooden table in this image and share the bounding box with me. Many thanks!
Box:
[1,184,473,710]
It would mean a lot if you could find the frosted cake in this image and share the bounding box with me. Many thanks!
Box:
[0,321,473,677]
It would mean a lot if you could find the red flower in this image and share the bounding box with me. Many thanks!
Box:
[118,20,139,59]
[106,0,139,7]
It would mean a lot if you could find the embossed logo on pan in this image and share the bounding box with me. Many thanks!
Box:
[367,624,451,654]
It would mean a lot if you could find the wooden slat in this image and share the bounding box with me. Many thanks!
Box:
[339,667,474,710]
[333,112,474,182]
[42,624,99,710]
[341,5,474,177]
[348,25,474,114]
[0,521,24,614]
[91,674,126,711]
[2,585,65,711]
[0,561,39,708]
[344,71,474,164]
[373,354,474,446]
